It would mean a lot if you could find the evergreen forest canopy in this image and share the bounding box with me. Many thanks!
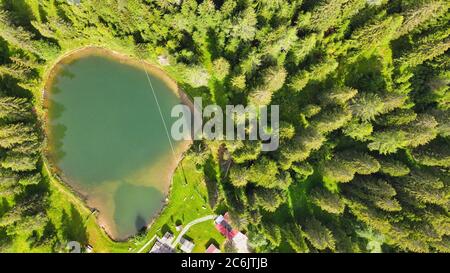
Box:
[0,0,449,253]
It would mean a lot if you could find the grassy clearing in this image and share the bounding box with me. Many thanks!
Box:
[184,220,225,253]
[41,153,223,253]
[133,154,225,253]
[44,163,130,253]
[6,44,221,253]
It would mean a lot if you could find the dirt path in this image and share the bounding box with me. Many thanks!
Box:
[171,215,217,248]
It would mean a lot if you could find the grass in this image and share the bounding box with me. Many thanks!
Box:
[184,220,225,253]
[4,43,223,253]
[133,154,225,253]
[44,163,130,253]
[8,153,225,253]
[2,162,130,253]
[38,153,223,253]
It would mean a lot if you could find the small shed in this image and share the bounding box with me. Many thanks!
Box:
[160,232,174,245]
[214,215,224,224]
[158,55,170,66]
[205,244,221,253]
[150,241,176,253]
[232,232,250,253]
[179,237,195,253]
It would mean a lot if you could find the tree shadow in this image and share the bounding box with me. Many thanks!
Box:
[205,238,219,249]
[161,224,173,235]
[41,220,57,241]
[0,227,12,251]
[61,205,88,245]
[182,234,194,242]
[203,155,219,209]
[134,214,147,233]
[0,198,10,217]
[344,55,387,93]
[28,220,58,249]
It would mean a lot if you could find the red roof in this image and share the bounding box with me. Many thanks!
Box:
[215,222,238,240]
[205,244,220,253]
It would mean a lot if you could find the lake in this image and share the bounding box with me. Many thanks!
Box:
[45,48,190,240]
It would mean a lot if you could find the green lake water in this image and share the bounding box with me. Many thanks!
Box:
[46,52,188,240]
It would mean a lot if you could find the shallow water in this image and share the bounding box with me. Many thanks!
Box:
[46,51,188,239]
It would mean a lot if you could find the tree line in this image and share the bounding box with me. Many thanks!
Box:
[0,0,448,252]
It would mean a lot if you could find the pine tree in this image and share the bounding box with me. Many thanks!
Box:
[412,138,450,167]
[397,32,450,71]
[397,0,449,37]
[302,217,336,251]
[350,15,403,53]
[343,176,402,212]
[393,170,448,207]
[376,109,417,126]
[378,157,410,177]
[247,156,279,188]
[404,114,438,148]
[252,187,285,212]
[429,109,450,137]
[0,170,21,198]
[368,129,409,154]
[248,67,287,106]
[290,34,317,65]
[231,141,262,164]
[308,0,366,33]
[0,97,32,121]
[322,151,380,183]
[19,173,42,186]
[311,187,346,215]
[284,223,309,253]
[229,164,249,187]
[278,128,326,170]
[319,86,358,106]
[350,93,385,121]
[0,123,38,149]
[230,7,258,42]
[343,120,373,141]
[308,58,339,82]
[309,106,352,134]
[1,152,38,172]
[260,221,282,246]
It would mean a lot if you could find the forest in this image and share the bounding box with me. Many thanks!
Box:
[0,0,449,253]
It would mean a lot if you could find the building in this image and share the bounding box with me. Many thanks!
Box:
[160,232,174,245]
[205,244,221,253]
[215,214,238,240]
[158,55,170,66]
[232,232,249,253]
[149,232,176,253]
[179,237,195,253]
[149,241,176,253]
[215,213,250,253]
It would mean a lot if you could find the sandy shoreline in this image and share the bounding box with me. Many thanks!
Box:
[43,46,194,241]
[43,46,193,109]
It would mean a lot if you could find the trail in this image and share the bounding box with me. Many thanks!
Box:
[136,215,216,253]
[136,235,157,253]
[171,215,216,248]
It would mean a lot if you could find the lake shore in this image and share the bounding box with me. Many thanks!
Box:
[43,46,193,109]
[43,46,194,241]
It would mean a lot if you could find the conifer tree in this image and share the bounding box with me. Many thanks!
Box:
[302,217,336,251]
